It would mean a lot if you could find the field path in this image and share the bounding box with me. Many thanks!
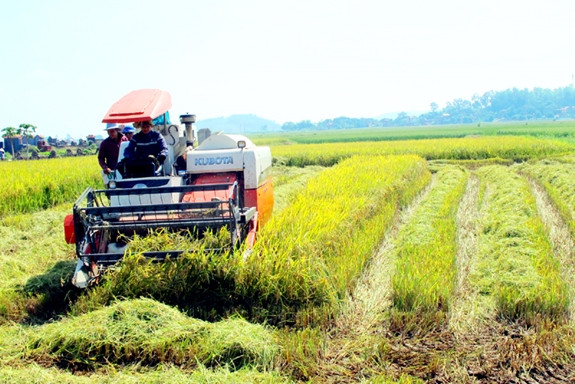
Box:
[448,173,487,335]
[316,174,436,382]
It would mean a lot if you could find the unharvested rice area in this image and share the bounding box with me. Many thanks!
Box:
[241,155,431,326]
[0,157,102,216]
[271,136,572,167]
[271,164,326,215]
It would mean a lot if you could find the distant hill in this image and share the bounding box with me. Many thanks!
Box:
[195,114,281,134]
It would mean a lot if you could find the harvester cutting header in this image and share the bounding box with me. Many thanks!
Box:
[64,89,274,288]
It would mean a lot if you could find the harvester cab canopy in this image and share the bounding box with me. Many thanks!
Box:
[102,89,172,124]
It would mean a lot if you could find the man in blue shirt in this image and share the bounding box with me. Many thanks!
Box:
[122,120,169,178]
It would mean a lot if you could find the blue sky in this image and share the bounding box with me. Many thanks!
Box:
[1,0,574,138]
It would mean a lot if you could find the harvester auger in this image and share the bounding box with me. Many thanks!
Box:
[64,89,273,288]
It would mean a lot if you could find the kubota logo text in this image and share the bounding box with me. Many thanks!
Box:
[194,156,234,166]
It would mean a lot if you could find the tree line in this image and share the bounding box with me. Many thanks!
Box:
[281,86,575,131]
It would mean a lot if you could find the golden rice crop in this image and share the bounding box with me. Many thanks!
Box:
[270,136,572,167]
[391,165,468,325]
[474,165,569,324]
[0,157,102,216]
[242,155,431,325]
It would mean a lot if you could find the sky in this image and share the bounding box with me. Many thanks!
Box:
[1,0,575,139]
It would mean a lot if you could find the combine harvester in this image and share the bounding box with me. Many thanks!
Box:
[64,89,273,288]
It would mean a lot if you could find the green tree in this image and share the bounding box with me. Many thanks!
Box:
[1,126,19,158]
[18,123,37,159]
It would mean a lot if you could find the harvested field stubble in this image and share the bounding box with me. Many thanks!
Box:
[0,205,77,324]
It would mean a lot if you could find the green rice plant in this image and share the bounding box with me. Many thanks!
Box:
[519,158,575,236]
[26,298,278,370]
[241,155,431,326]
[0,157,101,216]
[474,165,569,324]
[270,136,572,167]
[390,165,468,327]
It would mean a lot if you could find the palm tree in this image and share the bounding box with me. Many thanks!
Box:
[18,123,37,159]
[1,126,19,158]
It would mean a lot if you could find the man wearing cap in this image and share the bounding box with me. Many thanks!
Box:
[98,124,129,174]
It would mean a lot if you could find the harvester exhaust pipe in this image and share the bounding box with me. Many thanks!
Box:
[180,114,196,148]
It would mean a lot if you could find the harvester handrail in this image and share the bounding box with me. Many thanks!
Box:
[74,187,95,208]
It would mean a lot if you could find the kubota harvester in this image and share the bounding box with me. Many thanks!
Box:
[64,89,273,288]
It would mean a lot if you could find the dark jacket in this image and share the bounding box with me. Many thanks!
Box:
[98,134,128,170]
[123,130,169,160]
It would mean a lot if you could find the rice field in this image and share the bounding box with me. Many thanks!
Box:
[518,156,575,236]
[0,157,103,216]
[270,136,572,167]
[2,124,575,382]
[474,165,569,324]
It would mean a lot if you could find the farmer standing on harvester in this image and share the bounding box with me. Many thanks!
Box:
[98,123,128,174]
